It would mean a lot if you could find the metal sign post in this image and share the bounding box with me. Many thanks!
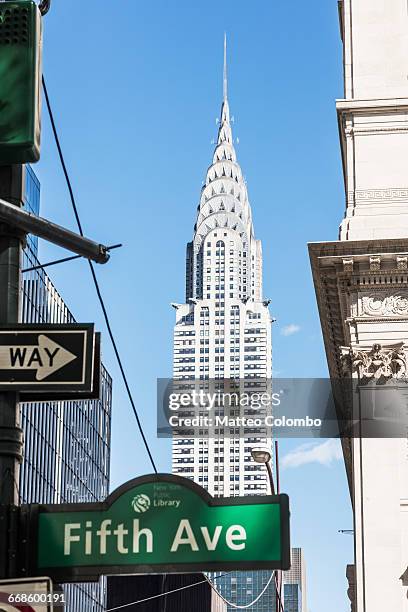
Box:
[0,168,24,518]
[0,163,110,580]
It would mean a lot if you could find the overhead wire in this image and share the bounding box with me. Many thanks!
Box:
[41,75,158,474]
[104,572,282,611]
[21,244,122,273]
[205,572,284,611]
[105,574,229,611]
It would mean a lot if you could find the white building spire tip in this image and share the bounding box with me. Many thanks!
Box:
[223,32,228,102]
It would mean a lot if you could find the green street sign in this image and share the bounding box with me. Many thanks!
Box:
[22,474,290,582]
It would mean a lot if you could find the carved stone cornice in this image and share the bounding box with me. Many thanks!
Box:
[337,97,408,114]
[309,238,408,490]
[350,126,408,136]
[350,316,408,324]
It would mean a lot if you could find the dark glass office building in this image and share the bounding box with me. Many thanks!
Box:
[283,548,307,612]
[19,167,112,611]
[107,574,226,612]
[213,571,276,612]
[284,583,302,612]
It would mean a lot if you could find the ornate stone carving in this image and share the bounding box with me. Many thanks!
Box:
[343,258,354,273]
[360,292,408,317]
[397,256,408,271]
[346,565,356,612]
[369,256,381,271]
[361,293,387,316]
[341,343,407,380]
[344,125,354,138]
[392,295,408,315]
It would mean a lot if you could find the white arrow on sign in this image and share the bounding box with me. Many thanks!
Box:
[0,334,77,381]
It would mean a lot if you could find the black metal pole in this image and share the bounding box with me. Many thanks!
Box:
[266,461,275,496]
[263,459,282,611]
[0,166,24,579]
[161,574,168,612]
[0,197,110,264]
[274,441,283,612]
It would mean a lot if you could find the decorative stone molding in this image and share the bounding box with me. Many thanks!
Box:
[353,126,408,136]
[360,292,408,317]
[397,256,408,270]
[347,191,355,205]
[361,293,387,316]
[369,256,381,271]
[346,564,356,612]
[341,343,407,380]
[389,295,408,316]
[343,258,354,273]
[349,188,408,202]
[344,125,353,139]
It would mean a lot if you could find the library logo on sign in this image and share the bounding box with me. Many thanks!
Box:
[132,494,151,513]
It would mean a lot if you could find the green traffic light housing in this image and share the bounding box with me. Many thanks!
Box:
[0,1,42,164]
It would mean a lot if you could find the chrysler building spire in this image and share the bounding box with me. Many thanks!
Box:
[220,33,231,131]
[223,32,228,102]
[185,36,264,304]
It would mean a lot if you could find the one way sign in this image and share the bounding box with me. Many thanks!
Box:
[0,335,77,381]
[0,324,96,394]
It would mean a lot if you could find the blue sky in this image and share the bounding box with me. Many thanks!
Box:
[33,1,352,610]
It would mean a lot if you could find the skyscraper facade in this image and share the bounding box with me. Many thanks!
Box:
[310,1,408,608]
[172,43,274,611]
[283,548,307,612]
[19,166,112,611]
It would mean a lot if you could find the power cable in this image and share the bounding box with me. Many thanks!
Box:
[205,572,284,611]
[105,574,230,611]
[22,244,122,274]
[104,571,280,612]
[42,75,158,474]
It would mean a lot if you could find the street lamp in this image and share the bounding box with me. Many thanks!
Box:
[251,445,275,495]
[251,444,283,612]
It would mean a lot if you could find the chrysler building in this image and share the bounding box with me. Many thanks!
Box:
[172,38,272,500]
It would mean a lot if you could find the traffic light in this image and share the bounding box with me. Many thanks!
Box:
[0,1,42,164]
